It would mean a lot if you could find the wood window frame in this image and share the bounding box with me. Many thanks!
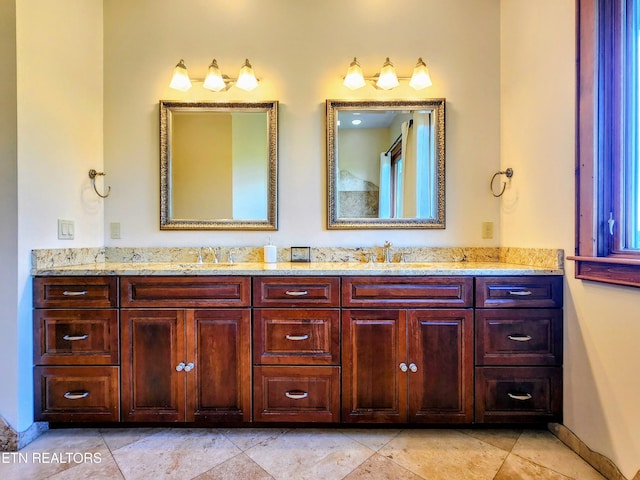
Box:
[570,0,640,288]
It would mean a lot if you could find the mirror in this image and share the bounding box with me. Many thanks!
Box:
[160,101,278,230]
[326,99,445,229]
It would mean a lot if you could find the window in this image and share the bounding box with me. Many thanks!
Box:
[572,0,640,287]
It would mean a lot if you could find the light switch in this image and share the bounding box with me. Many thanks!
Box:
[57,219,74,240]
[481,221,494,239]
[110,222,121,239]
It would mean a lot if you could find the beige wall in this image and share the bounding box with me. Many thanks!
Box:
[103,0,501,247]
[500,1,639,478]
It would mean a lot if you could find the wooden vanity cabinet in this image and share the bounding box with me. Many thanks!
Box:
[120,277,251,423]
[252,277,341,422]
[33,276,120,422]
[341,277,474,424]
[474,276,563,423]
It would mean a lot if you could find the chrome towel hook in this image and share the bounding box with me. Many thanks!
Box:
[490,167,513,197]
[88,169,111,198]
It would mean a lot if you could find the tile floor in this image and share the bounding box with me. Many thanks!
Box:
[0,427,606,480]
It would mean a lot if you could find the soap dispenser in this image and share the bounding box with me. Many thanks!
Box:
[263,237,277,263]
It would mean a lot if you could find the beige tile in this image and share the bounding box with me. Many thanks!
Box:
[338,429,402,451]
[512,430,605,480]
[46,453,124,480]
[245,429,374,480]
[495,454,574,480]
[458,428,522,452]
[219,428,288,451]
[343,453,425,480]
[99,427,166,452]
[379,429,508,480]
[194,453,275,480]
[112,428,240,480]
[0,429,109,480]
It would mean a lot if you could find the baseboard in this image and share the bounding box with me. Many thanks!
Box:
[0,416,48,451]
[549,423,636,480]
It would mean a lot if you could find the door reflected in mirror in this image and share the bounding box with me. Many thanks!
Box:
[326,99,445,229]
[160,101,278,230]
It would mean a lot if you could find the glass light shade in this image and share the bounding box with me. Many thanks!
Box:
[376,57,399,90]
[169,59,192,91]
[409,57,433,90]
[343,57,366,90]
[236,59,258,91]
[203,59,227,92]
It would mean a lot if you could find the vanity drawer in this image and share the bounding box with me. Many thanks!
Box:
[121,276,250,307]
[34,366,120,422]
[253,309,340,365]
[34,277,118,308]
[253,277,340,307]
[475,276,563,308]
[34,309,119,365]
[253,366,340,422]
[342,276,473,308]
[475,309,562,366]
[475,366,562,423]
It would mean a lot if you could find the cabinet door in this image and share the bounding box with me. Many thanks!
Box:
[186,309,251,423]
[407,309,474,423]
[342,309,406,423]
[121,309,186,422]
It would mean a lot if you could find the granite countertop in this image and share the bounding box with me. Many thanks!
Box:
[32,260,563,277]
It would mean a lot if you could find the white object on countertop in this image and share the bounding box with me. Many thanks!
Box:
[264,237,277,263]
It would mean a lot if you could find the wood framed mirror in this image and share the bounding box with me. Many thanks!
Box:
[160,100,278,230]
[326,99,445,229]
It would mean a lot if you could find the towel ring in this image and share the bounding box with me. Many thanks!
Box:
[490,167,513,197]
[88,169,111,198]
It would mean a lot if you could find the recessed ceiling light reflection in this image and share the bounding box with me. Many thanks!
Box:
[352,119,362,125]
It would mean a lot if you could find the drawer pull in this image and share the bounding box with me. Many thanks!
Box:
[508,392,532,401]
[285,334,309,341]
[285,391,309,400]
[507,334,532,342]
[508,290,533,296]
[284,290,309,296]
[62,290,88,296]
[64,391,89,400]
[62,334,89,341]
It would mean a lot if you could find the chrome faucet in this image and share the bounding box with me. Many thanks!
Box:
[383,241,393,263]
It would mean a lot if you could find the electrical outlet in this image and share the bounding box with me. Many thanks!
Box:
[481,221,494,239]
[110,222,121,239]
[57,219,74,240]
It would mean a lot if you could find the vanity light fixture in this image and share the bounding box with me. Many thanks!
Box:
[169,59,192,92]
[235,59,259,92]
[169,58,260,92]
[342,57,433,91]
[343,57,367,90]
[376,57,400,90]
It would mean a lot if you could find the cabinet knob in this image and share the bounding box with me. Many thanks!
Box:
[184,362,195,372]
[399,362,408,372]
[175,362,186,372]
[409,363,418,373]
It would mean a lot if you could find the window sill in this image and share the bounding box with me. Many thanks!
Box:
[567,256,640,288]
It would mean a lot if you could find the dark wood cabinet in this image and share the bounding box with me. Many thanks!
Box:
[33,277,120,422]
[120,276,251,423]
[342,308,473,423]
[474,276,563,423]
[252,277,341,422]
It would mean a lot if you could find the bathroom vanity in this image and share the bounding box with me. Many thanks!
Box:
[32,258,563,427]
